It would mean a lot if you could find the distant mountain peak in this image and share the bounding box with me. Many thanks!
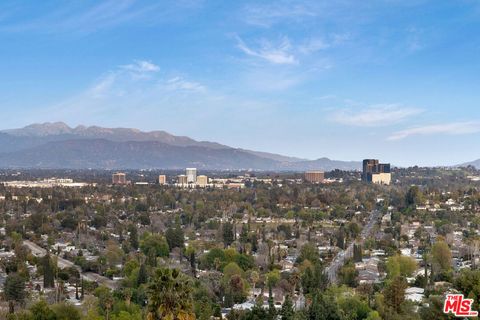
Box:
[6,122,73,136]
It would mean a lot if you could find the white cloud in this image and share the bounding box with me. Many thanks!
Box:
[331,104,422,127]
[86,60,161,99]
[388,121,480,140]
[122,60,160,73]
[165,77,206,92]
[236,36,298,65]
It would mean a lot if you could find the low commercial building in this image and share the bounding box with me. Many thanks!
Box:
[177,175,188,185]
[305,171,325,183]
[371,172,391,185]
[112,173,127,185]
[196,175,208,187]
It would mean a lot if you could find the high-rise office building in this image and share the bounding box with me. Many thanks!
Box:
[158,175,167,185]
[112,172,127,185]
[186,168,197,183]
[305,171,325,183]
[362,159,391,185]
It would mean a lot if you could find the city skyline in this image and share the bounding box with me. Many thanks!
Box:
[1,1,480,166]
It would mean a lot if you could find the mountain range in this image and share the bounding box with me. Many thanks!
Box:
[0,122,363,170]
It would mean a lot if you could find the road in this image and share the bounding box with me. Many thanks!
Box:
[325,210,382,283]
[23,240,118,289]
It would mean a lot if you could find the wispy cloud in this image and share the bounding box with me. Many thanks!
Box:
[331,104,423,127]
[236,35,298,65]
[35,59,283,135]
[388,121,480,140]
[242,2,317,27]
[165,77,206,93]
[88,60,160,98]
[0,0,202,34]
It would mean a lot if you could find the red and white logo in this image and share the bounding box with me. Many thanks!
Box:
[443,294,478,317]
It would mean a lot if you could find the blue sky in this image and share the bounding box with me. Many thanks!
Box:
[1,0,480,166]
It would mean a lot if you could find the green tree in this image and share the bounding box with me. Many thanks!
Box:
[337,227,345,250]
[128,225,139,250]
[353,244,363,263]
[4,273,26,313]
[43,252,55,288]
[111,311,143,320]
[383,276,407,313]
[222,263,248,307]
[223,223,235,248]
[140,233,169,259]
[29,300,56,320]
[280,295,295,320]
[338,260,358,287]
[266,269,281,288]
[137,263,148,286]
[146,268,195,320]
[301,262,328,294]
[454,269,480,309]
[308,293,342,320]
[52,303,81,320]
[166,226,185,251]
[406,186,423,207]
[386,255,417,279]
[297,243,320,264]
[431,240,452,274]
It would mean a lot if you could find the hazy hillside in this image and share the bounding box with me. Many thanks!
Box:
[0,123,361,170]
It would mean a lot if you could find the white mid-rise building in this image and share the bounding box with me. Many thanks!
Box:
[186,168,197,183]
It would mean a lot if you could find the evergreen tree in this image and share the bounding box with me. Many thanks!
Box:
[239,224,249,252]
[302,262,328,294]
[223,222,234,248]
[29,300,56,320]
[250,234,258,253]
[137,263,148,286]
[267,284,276,320]
[166,225,185,251]
[353,244,363,263]
[43,252,55,288]
[190,251,196,278]
[244,299,268,320]
[280,295,295,320]
[4,273,26,313]
[308,293,342,320]
[128,224,139,250]
[384,276,407,313]
[337,226,345,250]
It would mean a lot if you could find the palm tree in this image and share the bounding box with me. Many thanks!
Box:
[147,268,195,320]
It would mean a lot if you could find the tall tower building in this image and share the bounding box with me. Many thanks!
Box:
[186,168,197,183]
[362,159,391,185]
[158,175,167,185]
